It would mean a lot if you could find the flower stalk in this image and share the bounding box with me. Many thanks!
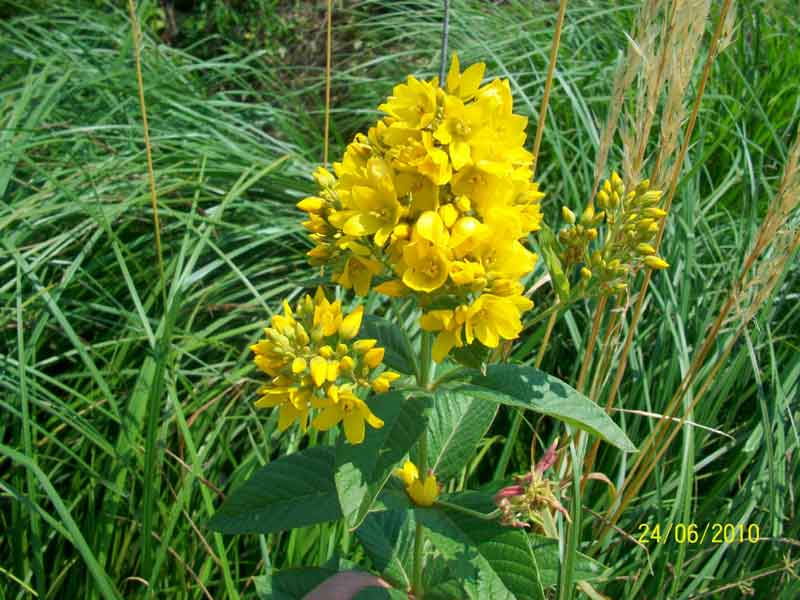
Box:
[412,330,435,596]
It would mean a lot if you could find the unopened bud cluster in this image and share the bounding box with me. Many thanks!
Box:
[558,172,670,295]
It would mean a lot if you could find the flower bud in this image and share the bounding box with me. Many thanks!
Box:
[561,206,576,225]
[643,207,668,219]
[364,347,385,368]
[580,203,595,226]
[644,255,670,270]
[297,196,325,213]
[636,243,656,255]
[454,195,471,213]
[611,171,623,192]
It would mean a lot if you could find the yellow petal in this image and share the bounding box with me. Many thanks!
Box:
[291,357,307,374]
[343,412,366,445]
[449,140,471,171]
[394,460,419,486]
[339,305,363,340]
[311,406,342,431]
[326,360,340,382]
[310,356,327,387]
[459,62,485,98]
[374,280,410,297]
[446,53,460,94]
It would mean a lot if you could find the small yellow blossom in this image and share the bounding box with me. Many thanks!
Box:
[378,76,438,130]
[464,294,533,349]
[394,460,439,507]
[312,384,385,445]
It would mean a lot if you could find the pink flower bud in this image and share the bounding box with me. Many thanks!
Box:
[494,485,525,504]
[534,440,559,475]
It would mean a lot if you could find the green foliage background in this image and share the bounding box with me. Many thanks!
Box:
[1,0,799,598]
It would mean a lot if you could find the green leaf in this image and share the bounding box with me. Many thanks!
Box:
[419,491,607,598]
[208,446,341,534]
[355,508,416,588]
[335,391,431,529]
[450,340,492,370]
[360,315,416,375]
[417,498,544,599]
[456,364,636,452]
[427,389,498,481]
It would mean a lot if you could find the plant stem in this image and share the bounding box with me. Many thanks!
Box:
[438,0,450,84]
[435,500,500,521]
[412,330,435,597]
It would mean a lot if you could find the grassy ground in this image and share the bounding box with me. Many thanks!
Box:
[1,0,799,598]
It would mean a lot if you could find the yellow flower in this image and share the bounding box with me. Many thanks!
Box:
[330,157,402,246]
[379,75,438,130]
[396,170,439,215]
[420,308,466,362]
[417,132,452,185]
[449,260,486,288]
[474,238,537,281]
[254,386,310,433]
[445,53,485,101]
[450,166,504,217]
[313,288,343,336]
[336,255,383,296]
[394,460,439,507]
[402,239,449,292]
[434,94,487,170]
[408,475,439,507]
[312,385,384,445]
[464,294,533,348]
[339,305,364,340]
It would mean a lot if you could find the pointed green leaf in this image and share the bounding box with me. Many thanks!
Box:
[335,391,431,529]
[360,315,417,375]
[427,389,498,481]
[356,508,416,589]
[208,446,340,534]
[456,364,636,452]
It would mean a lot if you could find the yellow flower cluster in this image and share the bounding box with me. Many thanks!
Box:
[251,288,400,444]
[394,460,439,507]
[559,173,669,295]
[298,54,544,363]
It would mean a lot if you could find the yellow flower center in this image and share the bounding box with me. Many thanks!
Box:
[423,258,443,279]
[454,120,471,137]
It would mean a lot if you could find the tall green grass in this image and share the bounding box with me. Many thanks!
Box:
[1,0,798,598]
